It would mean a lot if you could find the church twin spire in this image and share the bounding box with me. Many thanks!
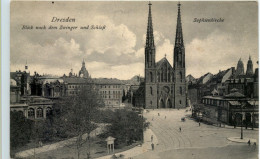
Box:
[145,2,155,48]
[175,2,184,48]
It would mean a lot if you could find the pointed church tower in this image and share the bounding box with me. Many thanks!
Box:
[236,58,245,76]
[246,55,254,75]
[174,2,186,108]
[145,2,157,109]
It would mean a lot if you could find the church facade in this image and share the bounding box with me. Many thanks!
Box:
[144,2,186,109]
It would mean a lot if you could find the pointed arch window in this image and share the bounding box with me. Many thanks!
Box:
[179,86,182,95]
[179,71,182,82]
[150,72,153,82]
[28,108,35,118]
[37,108,43,118]
[168,70,171,82]
[157,73,160,82]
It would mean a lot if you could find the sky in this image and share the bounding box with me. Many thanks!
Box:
[11,1,258,80]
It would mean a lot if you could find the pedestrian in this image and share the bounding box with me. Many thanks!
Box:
[151,143,154,151]
[158,113,160,116]
[152,117,154,121]
[248,140,251,146]
[253,142,257,150]
[179,127,181,132]
[199,122,200,126]
[151,135,153,142]
[165,116,166,119]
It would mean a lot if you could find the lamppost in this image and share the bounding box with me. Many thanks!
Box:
[240,102,243,139]
[252,100,256,130]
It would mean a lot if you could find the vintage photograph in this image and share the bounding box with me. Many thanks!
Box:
[10,1,258,159]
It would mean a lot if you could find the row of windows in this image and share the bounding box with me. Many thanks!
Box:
[102,95,121,99]
[28,107,52,118]
[100,90,121,94]
[202,98,228,107]
[100,85,121,89]
[149,87,183,95]
[68,85,87,89]
[105,101,119,105]
[149,71,183,82]
[69,91,78,95]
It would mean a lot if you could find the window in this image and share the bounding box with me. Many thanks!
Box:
[28,108,35,118]
[179,100,182,104]
[179,87,182,95]
[150,72,153,82]
[46,107,52,117]
[37,108,43,118]
[150,87,153,95]
[179,72,182,82]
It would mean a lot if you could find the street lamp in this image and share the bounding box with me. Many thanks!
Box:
[240,101,243,139]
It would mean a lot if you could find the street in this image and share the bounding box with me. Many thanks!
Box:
[135,109,258,159]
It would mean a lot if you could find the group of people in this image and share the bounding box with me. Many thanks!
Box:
[151,135,154,150]
[248,140,257,150]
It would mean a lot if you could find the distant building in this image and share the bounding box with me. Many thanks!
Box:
[79,59,90,78]
[63,77,92,96]
[93,78,123,107]
[188,68,235,106]
[186,74,196,85]
[199,90,258,127]
[246,56,254,76]
[236,58,245,76]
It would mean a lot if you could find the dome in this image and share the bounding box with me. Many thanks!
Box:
[10,79,17,86]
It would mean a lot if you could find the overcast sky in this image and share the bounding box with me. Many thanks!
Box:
[11,1,258,79]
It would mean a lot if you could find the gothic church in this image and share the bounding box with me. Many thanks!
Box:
[144,2,186,109]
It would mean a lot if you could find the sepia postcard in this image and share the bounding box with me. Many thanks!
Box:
[10,1,259,159]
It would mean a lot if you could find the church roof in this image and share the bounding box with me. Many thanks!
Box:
[156,57,173,70]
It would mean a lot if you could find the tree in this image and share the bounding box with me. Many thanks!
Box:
[104,109,149,147]
[122,89,126,102]
[54,84,104,159]
[10,111,33,153]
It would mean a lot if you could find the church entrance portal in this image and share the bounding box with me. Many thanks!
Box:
[159,99,165,108]
[167,99,172,108]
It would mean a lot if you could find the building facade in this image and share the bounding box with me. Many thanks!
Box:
[144,2,186,109]
[94,78,123,107]
[200,91,258,127]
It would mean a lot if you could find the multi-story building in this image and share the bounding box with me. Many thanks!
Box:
[10,79,53,120]
[93,78,123,107]
[200,90,258,127]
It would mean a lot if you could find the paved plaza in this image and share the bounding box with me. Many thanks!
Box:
[135,109,258,159]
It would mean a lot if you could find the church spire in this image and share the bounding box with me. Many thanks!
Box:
[145,2,155,48]
[175,2,184,48]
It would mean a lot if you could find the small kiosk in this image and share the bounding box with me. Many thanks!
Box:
[105,136,116,154]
